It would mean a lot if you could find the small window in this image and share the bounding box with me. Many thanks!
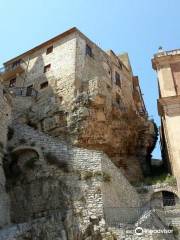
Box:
[12,59,21,68]
[26,85,33,96]
[115,72,121,87]
[116,93,121,105]
[86,44,93,57]
[40,81,48,89]
[44,64,51,73]
[9,77,16,87]
[46,46,53,55]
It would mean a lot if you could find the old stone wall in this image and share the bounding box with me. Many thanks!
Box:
[0,82,11,228]
[0,121,144,239]
[1,29,157,182]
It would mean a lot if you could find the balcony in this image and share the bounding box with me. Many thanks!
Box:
[0,60,26,80]
[7,87,38,97]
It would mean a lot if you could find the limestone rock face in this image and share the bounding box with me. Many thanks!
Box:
[27,90,157,182]
[1,122,142,240]
[0,29,160,239]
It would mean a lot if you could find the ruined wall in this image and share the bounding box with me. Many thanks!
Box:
[0,121,142,239]
[0,82,11,227]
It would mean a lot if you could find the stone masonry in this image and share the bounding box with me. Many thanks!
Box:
[0,82,11,228]
[0,28,176,240]
[1,28,157,182]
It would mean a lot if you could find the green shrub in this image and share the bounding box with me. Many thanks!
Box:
[102,172,111,182]
[45,152,69,172]
[136,187,149,194]
[81,171,93,180]
[133,174,177,186]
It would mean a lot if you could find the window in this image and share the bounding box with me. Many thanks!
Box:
[40,81,48,89]
[44,64,51,73]
[9,77,16,87]
[162,191,176,206]
[86,44,93,57]
[115,71,121,87]
[12,59,21,68]
[46,46,53,55]
[116,93,121,105]
[26,85,33,96]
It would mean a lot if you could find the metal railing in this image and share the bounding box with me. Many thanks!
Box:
[8,87,38,97]
[104,198,180,226]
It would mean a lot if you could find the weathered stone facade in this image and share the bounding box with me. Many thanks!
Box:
[0,82,11,228]
[152,48,180,190]
[0,28,177,240]
[1,28,156,182]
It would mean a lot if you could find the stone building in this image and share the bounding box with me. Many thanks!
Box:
[0,28,177,240]
[1,27,156,182]
[152,48,180,189]
[0,81,11,227]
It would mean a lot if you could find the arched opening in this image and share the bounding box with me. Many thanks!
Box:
[162,191,176,206]
[150,190,179,208]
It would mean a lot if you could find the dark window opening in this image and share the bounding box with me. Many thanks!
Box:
[86,44,93,57]
[59,96,63,103]
[162,191,176,206]
[115,71,121,87]
[40,81,48,89]
[46,46,53,55]
[116,93,121,105]
[26,85,33,96]
[12,59,21,68]
[9,78,16,87]
[44,64,51,73]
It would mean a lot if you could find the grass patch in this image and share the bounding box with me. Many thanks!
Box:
[81,170,93,180]
[80,170,111,182]
[132,174,177,187]
[102,172,111,182]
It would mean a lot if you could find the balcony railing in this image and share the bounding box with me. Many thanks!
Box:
[0,60,26,80]
[8,87,38,97]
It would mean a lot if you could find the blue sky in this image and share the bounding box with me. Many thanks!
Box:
[1,0,179,158]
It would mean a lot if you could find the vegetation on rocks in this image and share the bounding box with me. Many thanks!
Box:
[45,152,69,172]
[132,173,177,187]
